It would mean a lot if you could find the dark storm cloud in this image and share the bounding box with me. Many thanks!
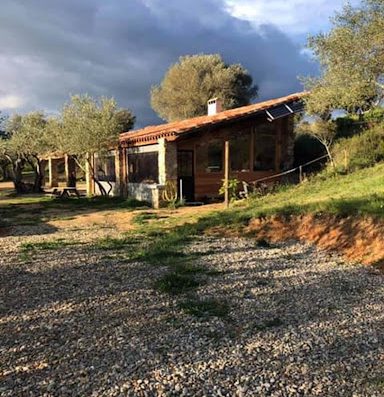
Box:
[0,0,316,127]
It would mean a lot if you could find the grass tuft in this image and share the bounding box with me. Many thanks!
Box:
[93,235,139,250]
[20,239,72,252]
[179,298,229,318]
[132,212,159,225]
[154,272,201,295]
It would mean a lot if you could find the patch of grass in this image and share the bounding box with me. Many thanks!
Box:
[154,272,201,295]
[132,212,159,225]
[20,238,72,253]
[179,298,229,318]
[19,239,74,262]
[134,225,196,264]
[93,235,140,251]
[19,251,31,262]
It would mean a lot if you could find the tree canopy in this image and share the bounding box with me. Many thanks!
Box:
[0,112,49,192]
[304,0,384,115]
[151,54,258,122]
[57,95,122,156]
[53,95,135,195]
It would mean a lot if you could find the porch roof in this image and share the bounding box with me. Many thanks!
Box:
[120,91,307,147]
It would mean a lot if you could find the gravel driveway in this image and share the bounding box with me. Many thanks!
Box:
[1,228,383,396]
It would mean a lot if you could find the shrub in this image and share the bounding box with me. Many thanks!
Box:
[219,178,240,202]
[332,125,384,172]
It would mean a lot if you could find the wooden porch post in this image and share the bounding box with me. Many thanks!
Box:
[116,147,128,198]
[224,140,230,208]
[85,153,94,197]
[48,157,59,188]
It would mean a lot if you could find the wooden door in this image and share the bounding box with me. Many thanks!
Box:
[177,150,194,202]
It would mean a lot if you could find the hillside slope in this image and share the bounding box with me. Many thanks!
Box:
[203,164,384,267]
[245,163,384,219]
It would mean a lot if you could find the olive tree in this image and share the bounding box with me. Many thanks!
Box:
[151,54,258,121]
[55,95,135,195]
[304,0,384,115]
[1,112,48,193]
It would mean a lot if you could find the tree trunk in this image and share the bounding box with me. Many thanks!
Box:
[74,155,108,196]
[12,158,25,194]
[85,157,108,196]
[31,156,45,193]
[324,144,335,169]
[0,162,11,181]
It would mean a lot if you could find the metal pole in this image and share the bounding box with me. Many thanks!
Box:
[179,178,183,204]
[224,140,230,208]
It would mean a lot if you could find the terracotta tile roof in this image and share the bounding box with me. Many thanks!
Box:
[120,92,307,146]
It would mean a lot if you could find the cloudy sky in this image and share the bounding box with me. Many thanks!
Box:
[0,0,360,127]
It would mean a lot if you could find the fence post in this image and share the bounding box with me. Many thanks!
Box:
[299,165,303,183]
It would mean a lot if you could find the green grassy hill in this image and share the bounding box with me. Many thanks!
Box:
[240,163,384,219]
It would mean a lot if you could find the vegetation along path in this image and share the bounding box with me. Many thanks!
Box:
[0,198,383,396]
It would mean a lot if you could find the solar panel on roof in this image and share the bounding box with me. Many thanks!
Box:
[266,105,292,120]
[287,101,305,113]
[266,101,305,121]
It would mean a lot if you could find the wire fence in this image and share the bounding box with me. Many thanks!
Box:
[249,154,330,186]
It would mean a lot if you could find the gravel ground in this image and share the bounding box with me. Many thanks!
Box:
[1,226,383,396]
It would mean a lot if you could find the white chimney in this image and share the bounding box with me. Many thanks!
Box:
[207,98,222,116]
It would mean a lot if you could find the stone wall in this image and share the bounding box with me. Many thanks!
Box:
[158,138,177,185]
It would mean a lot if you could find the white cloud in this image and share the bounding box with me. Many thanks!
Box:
[225,0,361,36]
[0,94,23,109]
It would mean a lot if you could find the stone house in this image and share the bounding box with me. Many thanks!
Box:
[108,92,305,207]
